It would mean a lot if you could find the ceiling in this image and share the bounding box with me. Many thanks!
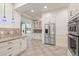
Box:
[15,3,69,20]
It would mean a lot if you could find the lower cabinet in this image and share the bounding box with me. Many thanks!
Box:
[20,37,27,52]
[0,37,27,56]
[33,33,42,40]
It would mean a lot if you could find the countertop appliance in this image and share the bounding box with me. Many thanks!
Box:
[68,14,79,56]
[44,23,56,45]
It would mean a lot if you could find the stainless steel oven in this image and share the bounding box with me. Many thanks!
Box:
[68,34,79,55]
[68,15,79,56]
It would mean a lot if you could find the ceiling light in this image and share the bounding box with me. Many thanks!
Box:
[31,10,34,12]
[44,5,47,9]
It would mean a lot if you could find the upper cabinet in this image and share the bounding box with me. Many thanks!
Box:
[33,20,42,30]
[68,3,79,18]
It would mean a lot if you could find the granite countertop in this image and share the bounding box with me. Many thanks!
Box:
[0,35,27,43]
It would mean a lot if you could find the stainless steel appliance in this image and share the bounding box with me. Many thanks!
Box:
[44,23,56,45]
[68,34,79,55]
[68,14,79,56]
[68,17,79,35]
[21,23,26,35]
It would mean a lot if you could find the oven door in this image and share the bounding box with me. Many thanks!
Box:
[68,34,79,56]
[68,22,77,35]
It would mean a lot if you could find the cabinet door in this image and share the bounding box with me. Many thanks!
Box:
[11,39,20,56]
[20,37,26,52]
[6,39,20,56]
[38,34,42,40]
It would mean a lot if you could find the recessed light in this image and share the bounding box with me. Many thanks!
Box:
[44,5,47,9]
[31,10,34,12]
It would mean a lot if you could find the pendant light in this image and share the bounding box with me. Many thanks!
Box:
[4,3,6,18]
[11,4,15,24]
[12,4,14,20]
[3,3,7,22]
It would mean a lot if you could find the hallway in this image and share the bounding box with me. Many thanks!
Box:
[20,39,67,56]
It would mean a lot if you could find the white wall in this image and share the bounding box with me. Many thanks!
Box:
[55,8,68,48]
[0,3,21,28]
[41,8,68,48]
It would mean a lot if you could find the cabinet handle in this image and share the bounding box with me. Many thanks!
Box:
[8,47,12,50]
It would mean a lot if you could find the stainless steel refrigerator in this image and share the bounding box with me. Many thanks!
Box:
[44,23,56,45]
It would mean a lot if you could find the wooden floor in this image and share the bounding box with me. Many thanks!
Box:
[20,39,67,56]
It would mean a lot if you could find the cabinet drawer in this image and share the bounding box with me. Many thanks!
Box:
[0,39,19,48]
[10,47,20,56]
[3,46,20,56]
[0,42,9,48]
[0,46,20,56]
[0,39,20,56]
[8,39,20,45]
[0,46,14,56]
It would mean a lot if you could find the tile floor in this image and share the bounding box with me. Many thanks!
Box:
[20,39,67,56]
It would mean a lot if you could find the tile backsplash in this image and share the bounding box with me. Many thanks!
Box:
[0,28,20,38]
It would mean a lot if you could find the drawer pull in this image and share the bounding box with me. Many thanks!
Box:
[8,47,12,50]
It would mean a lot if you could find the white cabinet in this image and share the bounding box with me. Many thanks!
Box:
[0,39,20,56]
[0,36,27,56]
[32,20,42,40]
[33,20,42,29]
[37,34,42,40]
[10,39,20,56]
[20,37,26,52]
[33,33,42,40]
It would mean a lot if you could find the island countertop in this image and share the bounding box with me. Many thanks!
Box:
[0,35,27,43]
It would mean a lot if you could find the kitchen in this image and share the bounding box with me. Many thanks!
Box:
[0,3,79,56]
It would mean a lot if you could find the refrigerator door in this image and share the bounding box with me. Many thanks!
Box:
[44,24,50,44]
[49,23,55,45]
[44,23,55,45]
